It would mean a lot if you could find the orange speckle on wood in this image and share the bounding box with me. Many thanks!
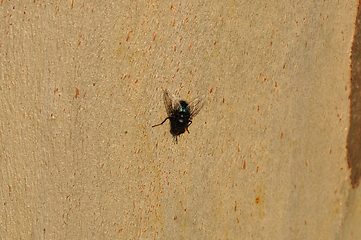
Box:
[75,88,79,98]
[126,30,133,41]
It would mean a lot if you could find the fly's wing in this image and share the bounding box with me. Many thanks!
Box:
[163,90,180,117]
[187,95,205,120]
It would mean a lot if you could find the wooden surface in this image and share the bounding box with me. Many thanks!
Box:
[0,1,360,239]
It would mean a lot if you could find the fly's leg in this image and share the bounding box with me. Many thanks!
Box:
[152,117,170,128]
[186,120,192,133]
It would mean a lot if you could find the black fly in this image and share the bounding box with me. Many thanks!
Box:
[152,90,205,141]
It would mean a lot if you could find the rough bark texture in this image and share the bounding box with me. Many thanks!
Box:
[0,1,360,239]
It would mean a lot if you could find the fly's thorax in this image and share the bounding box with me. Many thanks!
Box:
[175,110,190,122]
[173,106,190,130]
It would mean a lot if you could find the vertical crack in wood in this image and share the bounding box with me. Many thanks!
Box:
[348,3,361,188]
